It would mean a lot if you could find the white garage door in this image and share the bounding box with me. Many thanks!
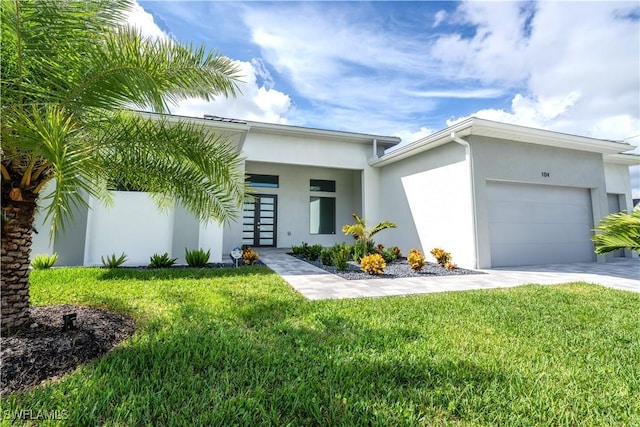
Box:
[486,182,596,267]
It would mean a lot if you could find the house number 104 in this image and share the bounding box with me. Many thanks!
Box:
[541,172,550,177]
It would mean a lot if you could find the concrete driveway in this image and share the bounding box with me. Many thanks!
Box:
[258,249,640,300]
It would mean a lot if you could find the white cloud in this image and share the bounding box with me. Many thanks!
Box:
[433,10,447,28]
[439,2,639,136]
[125,2,292,124]
[242,3,442,131]
[171,60,292,124]
[126,2,170,40]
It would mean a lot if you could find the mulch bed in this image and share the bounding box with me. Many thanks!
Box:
[1,305,135,394]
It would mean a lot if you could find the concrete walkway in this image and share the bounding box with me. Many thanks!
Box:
[258,248,640,300]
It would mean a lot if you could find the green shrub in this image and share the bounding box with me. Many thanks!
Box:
[242,247,259,265]
[380,249,398,263]
[306,244,323,261]
[31,253,58,270]
[101,252,127,268]
[360,253,386,275]
[407,248,425,272]
[331,246,350,271]
[291,243,307,256]
[321,248,334,266]
[185,248,210,267]
[149,252,177,268]
[352,240,375,263]
[390,246,402,258]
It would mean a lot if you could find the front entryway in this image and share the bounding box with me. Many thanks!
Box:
[242,194,277,247]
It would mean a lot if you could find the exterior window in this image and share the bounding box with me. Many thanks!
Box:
[310,197,335,234]
[310,179,336,192]
[246,174,279,188]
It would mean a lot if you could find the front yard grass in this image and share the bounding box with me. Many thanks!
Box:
[3,267,639,426]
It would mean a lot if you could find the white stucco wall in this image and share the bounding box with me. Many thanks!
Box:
[379,143,476,267]
[236,162,360,249]
[604,162,633,211]
[469,136,610,267]
[84,192,175,266]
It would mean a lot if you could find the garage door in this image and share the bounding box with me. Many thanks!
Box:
[486,182,596,267]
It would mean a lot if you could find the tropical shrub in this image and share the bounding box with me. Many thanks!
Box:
[101,253,127,268]
[321,248,334,266]
[332,247,351,271]
[185,248,210,267]
[149,252,177,268]
[430,248,452,267]
[242,247,260,265]
[306,244,323,261]
[381,249,398,263]
[31,253,58,270]
[390,246,402,258]
[592,209,640,254]
[360,253,386,275]
[407,249,426,272]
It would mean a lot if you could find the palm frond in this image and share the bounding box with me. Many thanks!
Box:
[369,221,397,238]
[592,210,640,254]
[93,111,247,224]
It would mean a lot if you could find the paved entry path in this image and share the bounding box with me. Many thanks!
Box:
[258,249,640,300]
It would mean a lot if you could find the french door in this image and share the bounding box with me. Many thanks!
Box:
[242,194,277,247]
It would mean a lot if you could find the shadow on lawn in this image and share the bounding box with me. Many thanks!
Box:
[97,265,274,281]
[51,293,514,426]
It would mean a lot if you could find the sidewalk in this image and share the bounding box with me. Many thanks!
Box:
[258,248,640,300]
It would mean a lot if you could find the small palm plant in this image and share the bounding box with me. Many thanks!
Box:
[592,209,640,254]
[101,252,127,268]
[342,214,396,260]
[185,248,210,267]
[31,253,59,270]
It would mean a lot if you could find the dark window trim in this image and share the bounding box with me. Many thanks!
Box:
[310,179,336,192]
[246,174,279,188]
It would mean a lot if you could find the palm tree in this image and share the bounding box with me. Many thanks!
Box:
[592,209,640,254]
[1,0,247,334]
[342,214,397,259]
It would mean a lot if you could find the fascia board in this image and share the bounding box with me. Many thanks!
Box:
[604,153,640,165]
[470,118,630,154]
[247,121,400,147]
[369,118,474,167]
[135,111,250,150]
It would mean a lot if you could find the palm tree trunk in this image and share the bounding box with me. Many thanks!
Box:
[1,185,38,335]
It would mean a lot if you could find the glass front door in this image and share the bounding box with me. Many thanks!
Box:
[242,194,277,247]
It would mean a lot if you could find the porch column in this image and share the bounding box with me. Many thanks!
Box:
[361,166,381,223]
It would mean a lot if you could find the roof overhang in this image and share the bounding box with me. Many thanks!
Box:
[604,153,640,166]
[371,117,633,167]
[136,110,400,149]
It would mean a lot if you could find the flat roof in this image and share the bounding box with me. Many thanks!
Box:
[138,111,401,148]
[371,117,633,166]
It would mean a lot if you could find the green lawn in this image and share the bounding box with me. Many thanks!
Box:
[3,267,639,426]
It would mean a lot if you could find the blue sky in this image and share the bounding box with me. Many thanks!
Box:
[128,1,639,196]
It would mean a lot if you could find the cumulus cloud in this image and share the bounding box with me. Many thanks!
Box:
[171,60,292,124]
[126,2,170,40]
[439,1,639,143]
[125,2,292,124]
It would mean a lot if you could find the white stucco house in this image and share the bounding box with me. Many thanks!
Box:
[31,113,638,269]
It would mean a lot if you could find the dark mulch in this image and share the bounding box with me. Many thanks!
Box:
[1,305,135,394]
[289,254,484,280]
